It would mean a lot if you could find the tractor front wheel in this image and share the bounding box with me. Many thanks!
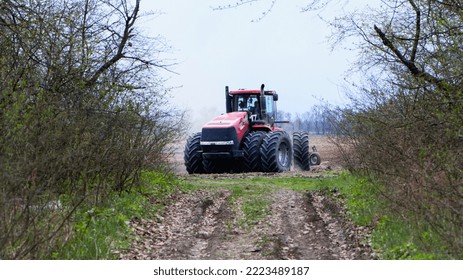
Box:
[184,132,205,174]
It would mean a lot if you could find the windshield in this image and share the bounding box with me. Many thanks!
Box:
[234,95,259,113]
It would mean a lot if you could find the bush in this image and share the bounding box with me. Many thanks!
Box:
[0,0,185,259]
[330,87,463,258]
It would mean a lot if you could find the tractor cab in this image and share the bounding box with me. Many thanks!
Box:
[226,84,279,130]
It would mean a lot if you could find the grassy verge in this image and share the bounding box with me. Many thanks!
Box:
[51,171,178,259]
[316,173,455,259]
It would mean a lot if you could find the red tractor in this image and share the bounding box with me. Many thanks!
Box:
[184,84,320,173]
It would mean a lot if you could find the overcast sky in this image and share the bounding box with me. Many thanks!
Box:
[140,0,369,130]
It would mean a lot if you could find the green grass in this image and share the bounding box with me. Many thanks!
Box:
[51,171,177,259]
[313,174,384,226]
[370,214,456,259]
[316,173,453,259]
[180,174,332,192]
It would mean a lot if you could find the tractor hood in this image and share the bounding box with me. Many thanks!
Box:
[201,111,249,144]
[203,111,248,129]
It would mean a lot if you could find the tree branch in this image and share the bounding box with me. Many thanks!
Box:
[86,0,140,87]
[373,24,445,90]
[408,0,421,63]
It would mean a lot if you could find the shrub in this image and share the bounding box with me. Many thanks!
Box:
[0,0,184,259]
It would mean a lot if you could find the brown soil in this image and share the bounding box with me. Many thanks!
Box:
[119,135,374,260]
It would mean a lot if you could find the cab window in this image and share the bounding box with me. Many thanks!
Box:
[265,95,274,115]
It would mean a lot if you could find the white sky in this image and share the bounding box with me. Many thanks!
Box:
[140,0,368,130]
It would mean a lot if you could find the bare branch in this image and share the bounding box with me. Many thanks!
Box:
[407,0,421,63]
[374,24,445,89]
[211,0,260,11]
[86,0,140,86]
[212,0,277,22]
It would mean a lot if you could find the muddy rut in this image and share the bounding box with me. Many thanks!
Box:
[119,180,374,260]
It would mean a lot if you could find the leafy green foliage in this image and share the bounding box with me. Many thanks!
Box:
[52,203,132,260]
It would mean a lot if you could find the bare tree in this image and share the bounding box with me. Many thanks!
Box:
[314,0,463,257]
[0,0,184,259]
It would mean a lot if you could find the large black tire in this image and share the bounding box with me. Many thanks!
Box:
[261,131,293,172]
[184,132,205,174]
[293,131,310,171]
[243,131,266,172]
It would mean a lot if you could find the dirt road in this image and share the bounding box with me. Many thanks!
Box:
[119,136,374,260]
[119,181,373,260]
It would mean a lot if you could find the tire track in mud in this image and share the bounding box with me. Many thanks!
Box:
[119,186,374,260]
[119,190,232,260]
[263,190,336,259]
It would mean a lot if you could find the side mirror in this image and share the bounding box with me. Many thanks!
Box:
[273,93,278,101]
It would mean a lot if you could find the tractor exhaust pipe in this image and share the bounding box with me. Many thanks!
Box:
[260,84,267,116]
[225,86,232,113]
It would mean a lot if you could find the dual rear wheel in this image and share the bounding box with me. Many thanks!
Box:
[259,131,292,172]
[242,131,293,173]
[249,130,321,172]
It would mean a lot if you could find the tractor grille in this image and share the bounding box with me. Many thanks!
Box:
[201,127,239,153]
